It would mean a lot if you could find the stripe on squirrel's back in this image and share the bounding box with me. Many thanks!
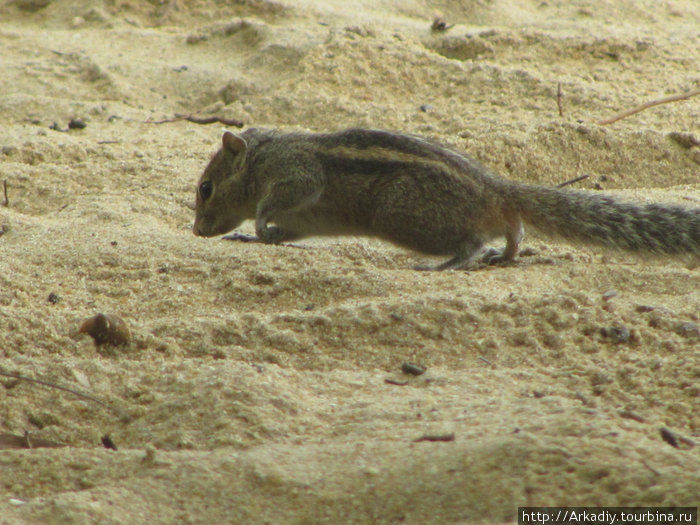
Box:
[316,144,451,173]
[314,153,443,196]
[313,129,462,164]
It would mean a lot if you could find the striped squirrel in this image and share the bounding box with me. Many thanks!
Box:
[193,128,700,270]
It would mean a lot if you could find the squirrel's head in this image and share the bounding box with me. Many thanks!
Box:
[193,131,250,237]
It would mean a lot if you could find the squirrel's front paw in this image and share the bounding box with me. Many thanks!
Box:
[258,225,285,244]
[222,232,259,243]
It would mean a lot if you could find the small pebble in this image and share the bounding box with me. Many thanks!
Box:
[602,289,618,301]
[401,362,426,376]
[675,321,699,339]
[601,325,630,343]
[101,434,117,450]
[635,305,655,313]
[79,313,131,346]
[659,427,679,448]
[68,118,87,130]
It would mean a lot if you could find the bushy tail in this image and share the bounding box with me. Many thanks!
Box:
[509,184,700,256]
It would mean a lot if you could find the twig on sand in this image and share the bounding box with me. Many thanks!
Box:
[414,433,455,443]
[0,371,115,413]
[146,114,244,127]
[598,87,700,125]
[477,355,493,367]
[557,83,563,117]
[556,174,590,189]
[2,180,8,206]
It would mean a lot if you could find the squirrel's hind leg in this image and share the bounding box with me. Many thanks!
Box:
[415,222,524,271]
[479,221,524,264]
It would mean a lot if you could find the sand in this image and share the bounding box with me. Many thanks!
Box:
[0,0,698,523]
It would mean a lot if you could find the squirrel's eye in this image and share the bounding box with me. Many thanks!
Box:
[199,181,213,201]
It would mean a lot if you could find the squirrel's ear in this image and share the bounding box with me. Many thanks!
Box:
[222,131,247,155]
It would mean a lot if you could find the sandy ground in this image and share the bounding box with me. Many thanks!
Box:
[0,0,698,523]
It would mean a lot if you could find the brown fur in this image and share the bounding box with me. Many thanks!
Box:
[194,128,700,269]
